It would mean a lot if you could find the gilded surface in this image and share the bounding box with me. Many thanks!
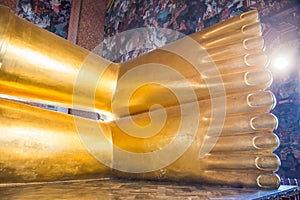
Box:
[0,6,280,189]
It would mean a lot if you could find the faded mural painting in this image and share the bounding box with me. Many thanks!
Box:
[16,0,72,39]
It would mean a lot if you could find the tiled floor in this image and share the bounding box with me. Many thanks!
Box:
[0,179,298,200]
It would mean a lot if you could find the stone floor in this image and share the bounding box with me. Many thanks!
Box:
[0,179,298,200]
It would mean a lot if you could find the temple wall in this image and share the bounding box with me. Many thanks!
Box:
[0,0,17,10]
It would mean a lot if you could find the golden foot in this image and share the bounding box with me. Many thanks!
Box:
[110,90,280,189]
[112,10,267,117]
[0,89,280,188]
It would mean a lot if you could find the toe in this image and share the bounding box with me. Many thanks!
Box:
[202,153,280,172]
[199,22,262,49]
[202,36,265,62]
[201,51,268,75]
[202,170,280,189]
[209,132,279,152]
[197,69,272,100]
[204,113,278,137]
[194,10,259,40]
[199,90,276,117]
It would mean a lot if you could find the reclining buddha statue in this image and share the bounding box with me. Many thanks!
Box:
[0,5,280,189]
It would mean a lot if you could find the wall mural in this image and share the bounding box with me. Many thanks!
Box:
[16,0,72,39]
[104,0,300,180]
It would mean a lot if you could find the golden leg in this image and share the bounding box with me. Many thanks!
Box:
[0,6,118,114]
[0,98,112,183]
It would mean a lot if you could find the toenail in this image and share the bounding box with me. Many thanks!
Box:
[257,174,280,189]
[241,10,259,21]
[247,91,276,108]
[252,134,279,150]
[244,70,272,86]
[244,52,268,66]
[255,155,280,171]
[243,37,264,50]
[250,113,278,131]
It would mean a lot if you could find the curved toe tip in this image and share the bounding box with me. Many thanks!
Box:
[255,154,281,172]
[252,133,280,151]
[247,91,276,110]
[257,173,281,189]
[250,113,278,131]
[241,10,259,21]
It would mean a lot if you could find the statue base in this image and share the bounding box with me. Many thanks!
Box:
[0,179,298,199]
